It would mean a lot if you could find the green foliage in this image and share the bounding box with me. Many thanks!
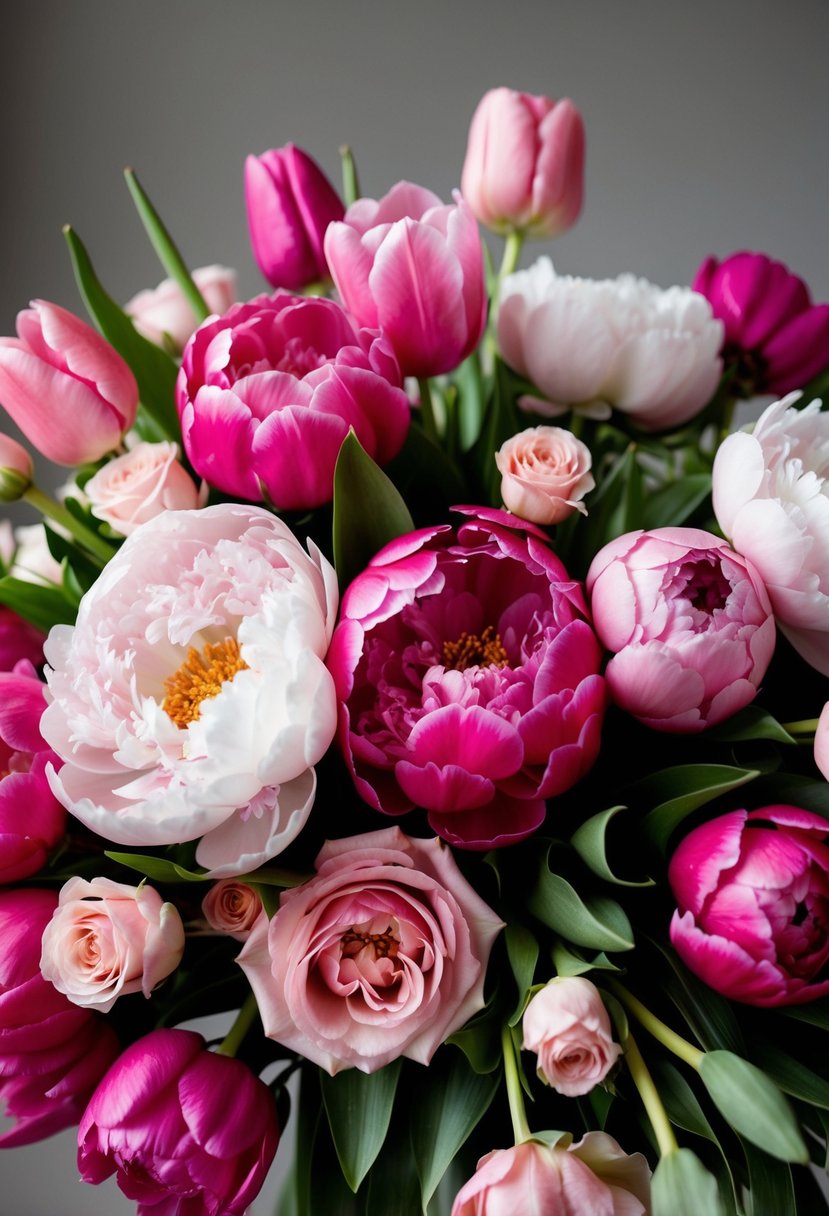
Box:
[321,1062,402,1191]
[332,430,414,590]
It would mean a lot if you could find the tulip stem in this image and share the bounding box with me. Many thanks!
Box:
[216,992,260,1058]
[499,231,524,280]
[622,1027,679,1158]
[608,981,704,1072]
[22,485,117,564]
[781,718,818,737]
[501,1024,532,1145]
[417,377,440,443]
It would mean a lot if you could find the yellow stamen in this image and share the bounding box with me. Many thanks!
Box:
[164,637,248,729]
[442,625,508,672]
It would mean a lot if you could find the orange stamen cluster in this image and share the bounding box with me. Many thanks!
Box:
[442,625,508,671]
[164,637,248,729]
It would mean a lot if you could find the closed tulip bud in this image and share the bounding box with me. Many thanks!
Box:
[0,434,33,502]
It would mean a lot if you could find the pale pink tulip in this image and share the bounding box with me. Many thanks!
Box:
[125,264,236,352]
[522,976,621,1096]
[84,440,203,535]
[496,425,593,524]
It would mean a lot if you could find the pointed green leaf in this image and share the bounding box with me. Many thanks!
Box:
[339,145,361,208]
[446,993,502,1073]
[636,764,759,852]
[746,1040,829,1110]
[641,473,711,530]
[652,1060,716,1141]
[699,1051,808,1163]
[124,168,210,324]
[321,1060,401,1191]
[505,922,538,1009]
[652,1148,725,1216]
[707,705,796,745]
[365,1121,422,1216]
[570,806,654,887]
[653,938,745,1054]
[530,853,634,952]
[741,1139,796,1216]
[332,430,414,590]
[777,998,829,1031]
[0,575,78,632]
[105,851,209,883]
[454,352,487,452]
[551,940,621,977]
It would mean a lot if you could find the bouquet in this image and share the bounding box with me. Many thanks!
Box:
[0,84,828,1215]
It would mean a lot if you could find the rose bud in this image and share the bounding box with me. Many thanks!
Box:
[202,878,263,941]
[496,425,593,525]
[125,264,237,353]
[0,433,33,502]
[84,441,203,536]
[522,976,621,1096]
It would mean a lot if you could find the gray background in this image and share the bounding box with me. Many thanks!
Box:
[1,1,828,1212]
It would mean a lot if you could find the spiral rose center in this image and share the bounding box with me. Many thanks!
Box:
[341,925,400,961]
[164,638,248,729]
[442,625,509,671]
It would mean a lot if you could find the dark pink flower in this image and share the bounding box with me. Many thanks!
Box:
[327,509,606,849]
[0,610,44,673]
[176,293,410,511]
[78,1027,279,1216]
[669,805,829,1005]
[693,252,829,396]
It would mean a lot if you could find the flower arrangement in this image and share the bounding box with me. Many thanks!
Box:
[0,83,828,1215]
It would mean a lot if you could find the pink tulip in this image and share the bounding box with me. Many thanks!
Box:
[0,301,138,465]
[587,527,775,732]
[0,888,119,1146]
[461,88,585,237]
[326,508,606,849]
[176,293,409,511]
[0,433,33,502]
[78,1027,279,1215]
[324,181,487,377]
[669,805,829,1005]
[245,144,344,289]
[693,251,829,396]
[522,976,621,1096]
[125,264,237,352]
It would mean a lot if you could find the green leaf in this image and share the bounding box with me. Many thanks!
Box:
[636,764,759,852]
[742,1139,796,1216]
[321,1060,401,1192]
[0,575,78,632]
[530,852,634,952]
[445,993,502,1073]
[651,1148,725,1216]
[505,922,538,1010]
[707,705,797,745]
[641,473,711,530]
[364,1120,422,1216]
[410,1049,499,1208]
[551,940,621,977]
[776,998,829,1031]
[105,851,209,883]
[384,420,467,515]
[454,352,487,452]
[332,430,414,590]
[124,168,209,324]
[652,1060,716,1141]
[339,145,361,208]
[570,806,654,887]
[699,1051,808,1163]
[653,939,745,1054]
[474,355,522,504]
[63,225,180,440]
[746,1039,829,1110]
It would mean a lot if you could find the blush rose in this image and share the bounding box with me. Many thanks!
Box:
[84,441,204,536]
[495,425,594,525]
[202,879,263,941]
[522,976,621,1096]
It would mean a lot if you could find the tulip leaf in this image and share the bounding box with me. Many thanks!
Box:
[652,1060,717,1141]
[105,851,210,883]
[124,168,210,324]
[474,355,522,505]
[364,1120,424,1216]
[410,1048,499,1208]
[504,922,539,1012]
[635,763,759,852]
[530,854,635,952]
[63,225,180,440]
[570,806,655,887]
[339,144,361,208]
[745,1040,829,1110]
[454,351,487,452]
[0,575,78,632]
[320,1060,402,1192]
[651,1148,725,1216]
[641,473,711,530]
[698,1051,808,1163]
[776,998,829,1031]
[707,705,797,745]
[652,938,746,1054]
[551,940,622,978]
[741,1139,797,1216]
[332,430,414,589]
[385,420,467,519]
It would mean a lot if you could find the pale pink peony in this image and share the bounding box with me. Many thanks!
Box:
[669,804,829,1006]
[496,425,594,525]
[326,508,606,850]
[237,826,503,1075]
[40,876,185,1013]
[587,527,775,732]
[84,441,203,536]
[41,504,339,876]
[9,523,63,586]
[202,878,263,941]
[713,394,829,676]
[522,976,621,1096]
[451,1134,651,1216]
[125,265,237,352]
[815,703,829,781]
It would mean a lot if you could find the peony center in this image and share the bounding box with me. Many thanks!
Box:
[164,637,248,729]
[442,625,509,671]
[678,559,732,615]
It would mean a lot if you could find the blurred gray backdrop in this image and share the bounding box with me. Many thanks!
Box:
[1,1,828,1212]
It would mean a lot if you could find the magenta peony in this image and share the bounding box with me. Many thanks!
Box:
[522,976,621,1096]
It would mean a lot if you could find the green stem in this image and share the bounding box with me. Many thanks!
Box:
[216,992,260,1058]
[781,718,818,736]
[417,377,439,444]
[22,485,116,564]
[501,1024,532,1145]
[609,981,704,1071]
[498,231,524,280]
[339,145,361,207]
[623,1028,679,1158]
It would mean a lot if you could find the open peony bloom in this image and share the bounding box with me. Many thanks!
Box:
[78,1027,279,1216]
[495,425,593,525]
[125,264,237,353]
[693,251,829,397]
[497,257,723,431]
[176,292,410,512]
[327,508,606,849]
[40,504,339,876]
[669,805,829,1006]
[587,527,775,732]
[237,826,503,1074]
[713,394,829,676]
[324,181,487,377]
[522,976,621,1096]
[451,1134,651,1216]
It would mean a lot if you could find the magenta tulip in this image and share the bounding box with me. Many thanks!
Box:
[78,1027,279,1215]
[669,805,829,1005]
[0,301,138,465]
[324,181,487,377]
[246,144,344,289]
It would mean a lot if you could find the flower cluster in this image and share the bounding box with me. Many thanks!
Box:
[0,82,826,1216]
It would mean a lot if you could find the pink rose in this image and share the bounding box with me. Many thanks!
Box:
[84,441,204,536]
[40,876,185,1012]
[522,976,621,1096]
[496,425,594,525]
[237,826,504,1075]
[202,878,263,941]
[125,265,237,353]
[451,1134,651,1216]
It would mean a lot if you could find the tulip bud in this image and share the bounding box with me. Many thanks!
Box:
[245,144,344,290]
[0,434,33,502]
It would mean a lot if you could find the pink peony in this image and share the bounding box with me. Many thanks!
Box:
[40,876,185,1013]
[78,1027,279,1215]
[669,804,829,1005]
[451,1134,651,1216]
[587,527,775,732]
[326,508,606,849]
[324,181,487,377]
[495,425,594,525]
[202,879,263,941]
[41,504,339,876]
[237,826,503,1075]
[125,265,237,353]
[522,976,621,1096]
[176,292,409,512]
[84,440,203,536]
[0,888,119,1146]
